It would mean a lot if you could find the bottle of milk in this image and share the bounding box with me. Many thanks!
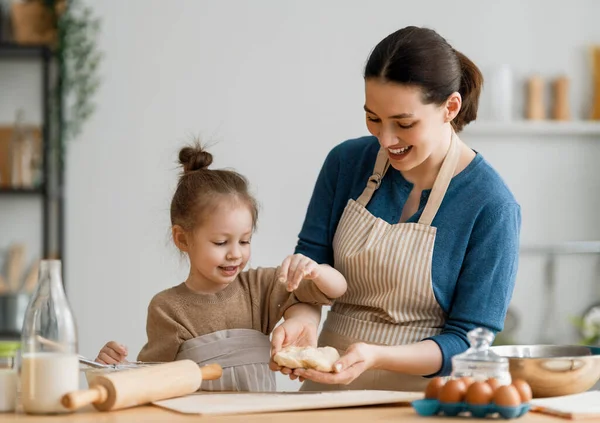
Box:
[20,260,79,414]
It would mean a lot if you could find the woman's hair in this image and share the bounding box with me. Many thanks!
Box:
[364,26,483,132]
[170,141,258,231]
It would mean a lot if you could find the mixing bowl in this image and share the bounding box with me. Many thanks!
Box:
[490,344,600,398]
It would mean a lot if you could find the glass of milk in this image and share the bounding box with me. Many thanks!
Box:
[20,260,79,415]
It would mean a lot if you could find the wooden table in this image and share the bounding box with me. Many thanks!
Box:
[1,405,563,422]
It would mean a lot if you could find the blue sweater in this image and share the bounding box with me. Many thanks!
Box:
[294,136,521,376]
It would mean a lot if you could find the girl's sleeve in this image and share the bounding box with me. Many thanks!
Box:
[137,295,185,363]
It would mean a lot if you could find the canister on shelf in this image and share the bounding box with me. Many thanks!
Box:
[0,341,20,413]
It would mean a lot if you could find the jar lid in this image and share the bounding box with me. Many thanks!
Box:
[0,341,20,358]
[453,328,508,364]
[450,327,511,384]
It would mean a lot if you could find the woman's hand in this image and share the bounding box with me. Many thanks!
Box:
[293,342,379,385]
[96,341,128,365]
[270,316,319,381]
[278,254,321,291]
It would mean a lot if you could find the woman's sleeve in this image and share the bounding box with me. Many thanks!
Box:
[294,147,341,266]
[425,202,522,376]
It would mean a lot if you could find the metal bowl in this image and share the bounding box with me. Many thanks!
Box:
[490,345,600,398]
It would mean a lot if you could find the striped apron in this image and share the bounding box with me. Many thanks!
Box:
[302,131,460,392]
[176,328,276,392]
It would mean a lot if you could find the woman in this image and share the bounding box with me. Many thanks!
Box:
[270,26,521,391]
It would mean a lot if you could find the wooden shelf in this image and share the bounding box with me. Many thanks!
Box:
[463,121,600,136]
[0,42,51,59]
[521,241,600,255]
[0,187,44,195]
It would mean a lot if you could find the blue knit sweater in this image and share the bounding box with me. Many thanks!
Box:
[294,135,521,376]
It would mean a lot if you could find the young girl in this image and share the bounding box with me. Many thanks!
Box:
[96,143,346,392]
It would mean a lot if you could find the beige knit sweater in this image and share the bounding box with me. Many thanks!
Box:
[137,266,332,362]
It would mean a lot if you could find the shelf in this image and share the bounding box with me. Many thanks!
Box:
[0,42,51,59]
[521,241,600,255]
[463,121,600,136]
[0,187,44,195]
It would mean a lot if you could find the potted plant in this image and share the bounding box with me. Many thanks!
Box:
[571,309,600,346]
[53,0,102,164]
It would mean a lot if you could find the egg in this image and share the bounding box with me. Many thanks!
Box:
[493,385,522,407]
[465,381,494,405]
[424,377,446,399]
[438,379,467,403]
[460,376,475,388]
[511,379,533,403]
[486,377,501,392]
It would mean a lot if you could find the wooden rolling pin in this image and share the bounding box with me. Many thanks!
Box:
[61,360,222,412]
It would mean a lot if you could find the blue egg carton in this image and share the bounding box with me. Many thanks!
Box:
[412,399,531,419]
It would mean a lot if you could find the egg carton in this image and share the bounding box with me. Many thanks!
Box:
[412,399,531,419]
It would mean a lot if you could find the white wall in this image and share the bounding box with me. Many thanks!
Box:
[1,0,599,391]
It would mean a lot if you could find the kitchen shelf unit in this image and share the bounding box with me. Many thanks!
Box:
[463,120,600,137]
[0,42,65,280]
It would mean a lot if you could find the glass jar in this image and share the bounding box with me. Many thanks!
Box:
[0,341,20,412]
[450,327,511,385]
[20,260,79,414]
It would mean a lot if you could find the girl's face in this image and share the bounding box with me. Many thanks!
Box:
[364,79,459,174]
[174,198,253,292]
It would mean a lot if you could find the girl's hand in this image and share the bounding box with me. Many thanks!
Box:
[293,342,378,385]
[269,316,319,381]
[279,254,320,291]
[96,341,128,365]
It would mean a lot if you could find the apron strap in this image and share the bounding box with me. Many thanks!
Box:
[418,130,461,226]
[356,148,390,207]
[176,329,271,368]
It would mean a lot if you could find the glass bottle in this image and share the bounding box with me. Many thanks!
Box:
[450,327,511,385]
[20,260,79,414]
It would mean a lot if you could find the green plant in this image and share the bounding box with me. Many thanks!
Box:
[570,316,600,346]
[492,331,516,346]
[42,0,102,166]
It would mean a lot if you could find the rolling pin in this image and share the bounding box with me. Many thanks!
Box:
[61,360,222,412]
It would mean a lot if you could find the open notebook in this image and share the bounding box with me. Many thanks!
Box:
[531,392,600,419]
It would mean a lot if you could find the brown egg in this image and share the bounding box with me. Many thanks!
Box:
[511,379,533,403]
[486,377,501,392]
[493,385,522,407]
[460,376,475,388]
[465,381,494,405]
[424,377,446,399]
[438,379,467,403]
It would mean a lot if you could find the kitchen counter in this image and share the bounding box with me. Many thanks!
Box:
[1,405,562,422]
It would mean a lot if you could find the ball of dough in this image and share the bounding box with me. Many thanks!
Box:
[273,346,340,372]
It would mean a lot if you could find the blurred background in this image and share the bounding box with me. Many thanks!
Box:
[0,0,599,391]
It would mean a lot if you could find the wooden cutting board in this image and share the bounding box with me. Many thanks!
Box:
[153,390,423,416]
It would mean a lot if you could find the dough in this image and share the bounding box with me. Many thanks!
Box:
[273,346,340,372]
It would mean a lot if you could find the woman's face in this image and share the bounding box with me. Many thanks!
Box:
[364,79,459,173]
